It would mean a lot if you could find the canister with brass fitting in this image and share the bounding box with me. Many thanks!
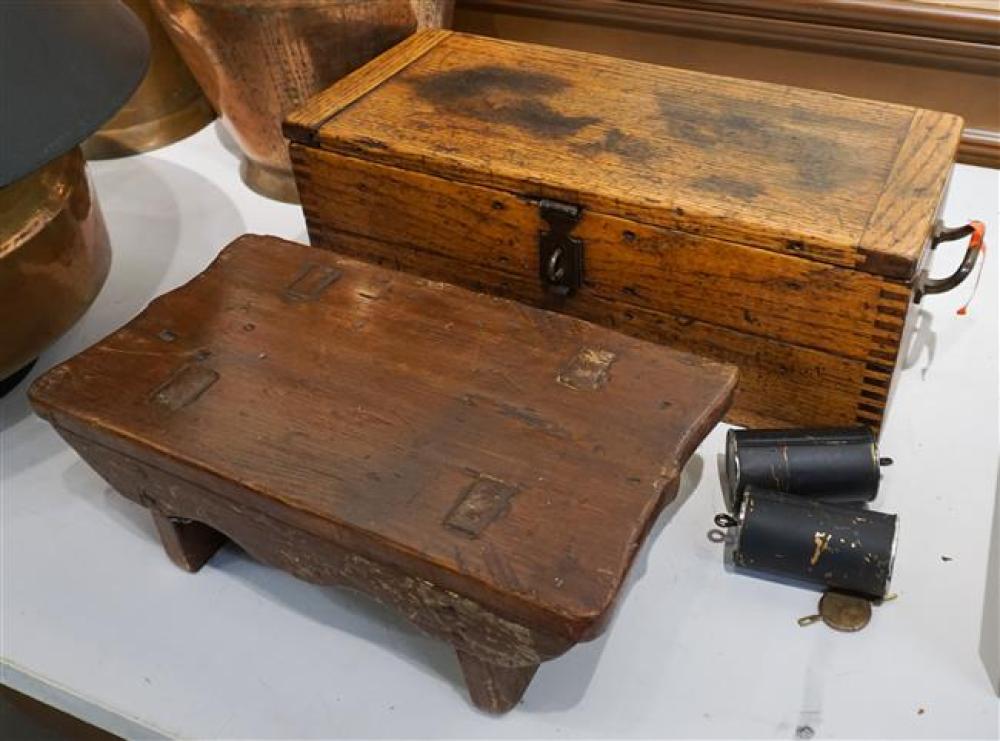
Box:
[725,426,892,511]
[716,487,898,599]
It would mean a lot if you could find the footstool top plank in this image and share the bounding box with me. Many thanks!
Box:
[30,235,736,639]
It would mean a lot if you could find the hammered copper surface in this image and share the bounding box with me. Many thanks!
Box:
[84,0,215,159]
[150,0,454,201]
[0,149,111,380]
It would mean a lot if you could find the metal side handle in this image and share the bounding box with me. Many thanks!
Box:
[913,221,985,304]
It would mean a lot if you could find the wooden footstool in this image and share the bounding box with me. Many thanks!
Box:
[30,235,736,713]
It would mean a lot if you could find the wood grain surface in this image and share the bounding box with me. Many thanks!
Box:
[286,30,959,430]
[29,234,736,641]
[292,30,959,278]
[292,142,910,430]
[283,28,452,145]
[858,109,964,277]
[302,218,902,429]
[295,146,908,361]
[50,425,573,713]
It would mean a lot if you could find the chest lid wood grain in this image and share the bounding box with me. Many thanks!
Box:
[285,30,962,280]
[29,234,736,636]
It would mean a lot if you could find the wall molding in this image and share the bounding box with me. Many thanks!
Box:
[961,128,1000,169]
[458,0,1000,75]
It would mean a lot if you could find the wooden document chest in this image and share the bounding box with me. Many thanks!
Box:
[286,30,974,431]
[30,235,736,712]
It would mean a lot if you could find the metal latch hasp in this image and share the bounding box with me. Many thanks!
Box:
[538,198,584,297]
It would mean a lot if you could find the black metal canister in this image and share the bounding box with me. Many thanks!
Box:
[725,426,889,511]
[731,488,898,598]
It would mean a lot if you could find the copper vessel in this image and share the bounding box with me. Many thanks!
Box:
[150,0,454,202]
[84,0,215,159]
[0,149,111,383]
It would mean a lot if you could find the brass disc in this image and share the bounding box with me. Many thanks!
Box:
[819,591,872,632]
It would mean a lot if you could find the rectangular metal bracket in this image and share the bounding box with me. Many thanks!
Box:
[538,199,584,297]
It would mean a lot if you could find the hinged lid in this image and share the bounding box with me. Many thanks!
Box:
[285,30,962,281]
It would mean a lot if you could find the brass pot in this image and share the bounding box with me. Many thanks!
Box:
[150,0,454,202]
[84,0,215,159]
[0,149,111,383]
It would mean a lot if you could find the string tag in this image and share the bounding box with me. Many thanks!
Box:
[956,220,986,316]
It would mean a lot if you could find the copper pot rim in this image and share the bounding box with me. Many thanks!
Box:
[0,151,81,258]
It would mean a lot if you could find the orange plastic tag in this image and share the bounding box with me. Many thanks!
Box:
[956,221,986,316]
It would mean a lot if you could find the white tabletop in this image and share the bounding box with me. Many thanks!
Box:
[2,124,998,740]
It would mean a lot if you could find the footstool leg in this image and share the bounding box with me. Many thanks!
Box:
[456,650,539,714]
[151,512,227,572]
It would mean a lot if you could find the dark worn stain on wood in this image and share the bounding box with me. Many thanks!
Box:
[571,126,654,162]
[445,475,519,538]
[557,348,617,391]
[692,175,763,200]
[414,64,568,97]
[656,94,859,191]
[656,96,763,148]
[409,65,600,137]
[150,363,219,411]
